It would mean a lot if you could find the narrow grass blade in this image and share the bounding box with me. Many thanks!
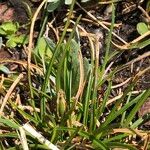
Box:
[124,89,150,126]
[104,134,129,143]
[99,3,115,82]
[0,117,19,129]
[98,81,112,118]
[40,0,76,121]
[107,142,137,150]
[9,101,38,124]
[83,70,93,126]
[94,90,147,136]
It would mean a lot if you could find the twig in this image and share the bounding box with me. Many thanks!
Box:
[112,128,148,138]
[112,78,131,89]
[18,105,40,112]
[138,6,150,23]
[0,74,23,115]
[99,0,122,4]
[27,0,47,97]
[117,51,150,72]
[131,30,150,44]
[0,59,43,75]
[102,61,114,79]
[106,93,123,106]
[143,134,150,150]
[48,23,59,41]
[81,17,121,27]
[76,2,127,45]
[133,66,150,82]
[106,90,142,106]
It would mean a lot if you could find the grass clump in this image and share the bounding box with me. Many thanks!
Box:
[0,1,150,150]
